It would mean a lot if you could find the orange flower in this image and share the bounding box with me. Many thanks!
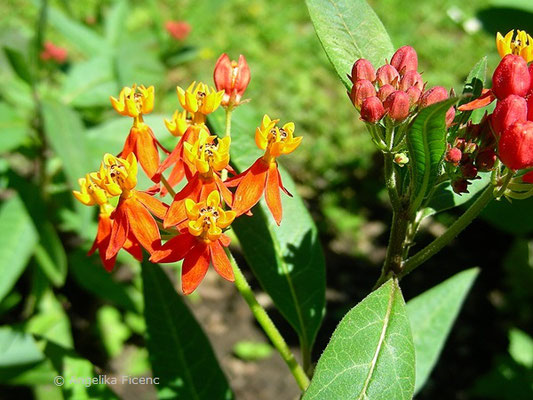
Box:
[151,191,235,294]
[214,53,251,107]
[164,129,233,228]
[89,153,167,260]
[110,85,168,181]
[229,115,302,225]
[73,174,142,271]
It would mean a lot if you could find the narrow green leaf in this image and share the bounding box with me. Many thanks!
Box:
[47,6,108,56]
[0,326,44,367]
[0,102,31,153]
[406,268,479,394]
[306,0,394,89]
[509,328,533,368]
[424,172,491,218]
[142,262,234,400]
[104,0,129,47]
[209,108,326,356]
[3,47,33,86]
[407,98,459,215]
[0,195,39,302]
[303,279,415,400]
[33,222,67,287]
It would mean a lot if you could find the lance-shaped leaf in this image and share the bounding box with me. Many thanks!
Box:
[209,108,326,357]
[306,0,394,89]
[303,279,415,400]
[406,268,479,394]
[0,195,38,302]
[142,262,234,399]
[407,98,458,215]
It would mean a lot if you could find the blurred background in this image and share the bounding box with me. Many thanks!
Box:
[0,0,532,399]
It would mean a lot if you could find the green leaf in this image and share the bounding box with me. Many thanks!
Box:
[407,98,459,215]
[509,328,533,369]
[97,305,131,358]
[303,279,415,400]
[0,326,44,367]
[306,0,394,89]
[3,46,33,86]
[0,195,39,302]
[209,108,326,356]
[490,0,533,13]
[142,262,234,400]
[424,172,491,218]
[233,341,273,361]
[104,0,129,48]
[33,222,67,287]
[41,100,93,235]
[47,6,108,56]
[0,102,31,153]
[69,250,139,313]
[406,268,479,395]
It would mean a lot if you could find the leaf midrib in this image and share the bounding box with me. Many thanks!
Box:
[357,280,396,400]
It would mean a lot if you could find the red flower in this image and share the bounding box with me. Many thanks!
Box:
[40,41,67,63]
[214,53,251,107]
[165,21,191,41]
[499,121,533,170]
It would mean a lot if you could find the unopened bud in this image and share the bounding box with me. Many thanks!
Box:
[445,147,462,165]
[376,64,400,87]
[390,45,418,75]
[460,161,478,179]
[393,152,409,167]
[419,86,449,108]
[406,86,422,107]
[377,84,395,102]
[491,95,528,136]
[446,106,456,128]
[454,137,466,150]
[350,59,376,83]
[360,96,385,123]
[498,121,533,170]
[350,79,377,108]
[492,54,530,100]
[214,53,251,107]
[464,141,478,154]
[452,178,470,194]
[527,93,533,121]
[384,91,410,122]
[399,70,424,91]
[475,149,497,171]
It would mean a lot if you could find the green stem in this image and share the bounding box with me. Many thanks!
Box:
[228,251,310,391]
[400,184,495,278]
[160,175,176,198]
[225,107,233,138]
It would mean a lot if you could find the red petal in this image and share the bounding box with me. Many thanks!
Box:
[124,234,143,261]
[150,232,195,263]
[135,190,169,220]
[88,215,111,256]
[219,233,231,247]
[457,89,495,111]
[199,178,217,201]
[182,241,210,294]
[155,141,182,177]
[100,253,117,272]
[124,197,161,255]
[265,163,282,225]
[164,174,202,227]
[119,129,137,158]
[277,168,292,197]
[209,240,234,282]
[135,126,160,180]
[232,158,269,216]
[215,175,234,207]
[106,204,129,260]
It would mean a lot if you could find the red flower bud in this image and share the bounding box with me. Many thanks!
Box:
[491,95,528,136]
[384,91,410,122]
[361,96,385,123]
[419,86,449,108]
[529,64,533,92]
[390,45,418,75]
[492,54,530,100]
[446,107,456,128]
[460,161,478,179]
[40,41,67,63]
[475,149,497,171]
[452,178,470,194]
[376,64,400,87]
[377,84,395,102]
[214,53,251,107]
[445,147,462,165]
[498,121,533,170]
[406,86,422,106]
[527,94,533,121]
[350,79,377,108]
[522,170,533,183]
[399,70,424,91]
[350,59,376,84]
[165,21,191,41]
[454,137,466,150]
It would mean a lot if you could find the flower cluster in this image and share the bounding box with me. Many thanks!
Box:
[349,46,455,126]
[73,54,302,294]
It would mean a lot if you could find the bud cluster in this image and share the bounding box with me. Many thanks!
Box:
[349,46,455,126]
[444,114,498,193]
